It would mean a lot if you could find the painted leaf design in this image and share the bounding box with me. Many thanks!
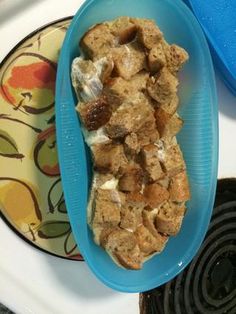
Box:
[58,200,67,213]
[0,130,24,159]
[37,221,70,239]
[64,230,77,255]
[47,178,67,213]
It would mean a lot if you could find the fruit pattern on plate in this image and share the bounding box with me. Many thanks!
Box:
[0,18,82,260]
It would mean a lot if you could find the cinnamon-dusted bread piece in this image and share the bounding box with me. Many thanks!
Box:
[155,108,183,139]
[92,142,127,174]
[148,43,166,73]
[80,24,116,60]
[155,201,186,235]
[147,67,178,104]
[111,41,147,80]
[162,40,189,74]
[132,18,163,49]
[92,189,124,228]
[118,162,143,192]
[169,171,190,202]
[107,16,137,44]
[135,225,168,256]
[103,228,143,269]
[144,183,169,209]
[141,144,164,182]
[161,144,186,177]
[106,96,155,139]
[77,96,112,131]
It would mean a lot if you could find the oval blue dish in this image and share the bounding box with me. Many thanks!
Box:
[56,0,218,292]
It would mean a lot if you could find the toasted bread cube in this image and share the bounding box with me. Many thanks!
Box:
[159,94,179,115]
[148,43,166,73]
[142,210,159,237]
[131,71,150,90]
[104,228,143,269]
[92,189,123,228]
[136,104,160,146]
[124,133,141,155]
[106,97,154,139]
[107,16,137,44]
[144,183,169,208]
[135,225,168,255]
[169,171,190,202]
[147,67,179,104]
[119,163,143,192]
[99,227,118,247]
[78,96,112,131]
[80,24,116,59]
[127,192,146,206]
[155,201,186,235]
[104,71,149,109]
[161,144,186,176]
[132,18,163,49]
[155,108,183,138]
[111,41,146,80]
[141,144,164,182]
[104,77,133,108]
[120,203,143,232]
[162,41,189,73]
[114,245,142,270]
[92,143,127,174]
[137,122,160,147]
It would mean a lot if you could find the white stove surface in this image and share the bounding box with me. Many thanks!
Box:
[0,1,236,313]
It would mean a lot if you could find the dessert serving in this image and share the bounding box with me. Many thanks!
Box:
[71,16,190,270]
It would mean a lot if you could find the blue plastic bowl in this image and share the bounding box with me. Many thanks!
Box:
[56,0,218,292]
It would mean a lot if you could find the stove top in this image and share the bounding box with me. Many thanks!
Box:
[140,179,236,314]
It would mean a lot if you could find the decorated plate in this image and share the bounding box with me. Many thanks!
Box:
[0,17,82,261]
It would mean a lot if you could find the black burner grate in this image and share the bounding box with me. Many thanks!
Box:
[140,179,236,314]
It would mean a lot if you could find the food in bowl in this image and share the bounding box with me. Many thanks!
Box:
[71,16,190,270]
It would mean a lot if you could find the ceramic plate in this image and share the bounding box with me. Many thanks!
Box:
[0,17,82,261]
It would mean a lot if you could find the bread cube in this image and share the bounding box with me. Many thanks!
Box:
[92,143,127,174]
[147,67,179,103]
[107,16,137,44]
[155,108,183,138]
[92,189,123,228]
[148,43,166,73]
[144,183,169,208]
[80,24,116,59]
[155,201,186,235]
[135,225,168,255]
[141,144,164,181]
[111,41,146,80]
[103,228,143,269]
[132,18,163,49]
[169,171,190,202]
[118,163,143,192]
[106,97,154,139]
[161,144,186,176]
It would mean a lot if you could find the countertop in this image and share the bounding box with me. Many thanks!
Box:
[0,1,236,313]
